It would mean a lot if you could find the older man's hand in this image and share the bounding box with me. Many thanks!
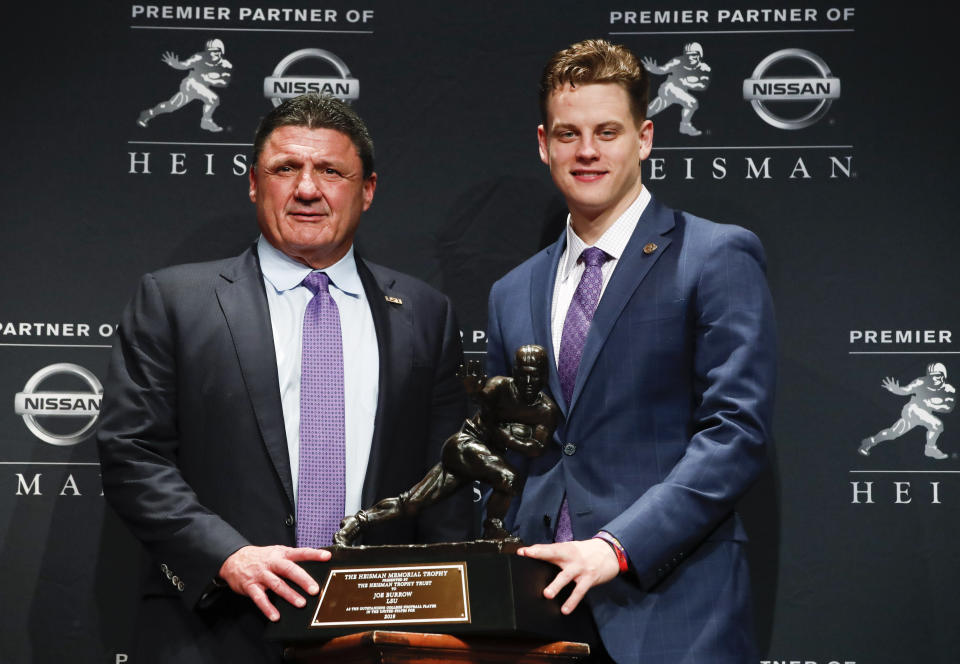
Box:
[219,545,331,621]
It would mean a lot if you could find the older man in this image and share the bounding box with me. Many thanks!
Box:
[99,94,472,663]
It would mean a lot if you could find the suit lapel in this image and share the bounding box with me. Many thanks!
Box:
[216,247,294,508]
[530,234,567,413]
[567,198,676,415]
[356,257,411,507]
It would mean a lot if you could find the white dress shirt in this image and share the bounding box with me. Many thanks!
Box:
[257,236,379,516]
[550,187,652,366]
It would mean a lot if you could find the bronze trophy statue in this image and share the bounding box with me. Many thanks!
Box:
[268,345,594,657]
[335,344,559,544]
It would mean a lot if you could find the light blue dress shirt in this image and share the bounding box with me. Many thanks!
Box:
[257,236,379,516]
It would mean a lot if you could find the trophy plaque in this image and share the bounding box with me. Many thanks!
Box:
[266,540,597,645]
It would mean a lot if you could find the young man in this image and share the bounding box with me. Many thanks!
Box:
[485,39,777,663]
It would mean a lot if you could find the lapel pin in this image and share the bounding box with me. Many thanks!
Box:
[385,296,403,305]
[643,242,658,255]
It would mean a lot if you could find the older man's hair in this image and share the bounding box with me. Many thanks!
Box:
[252,94,375,177]
[539,39,649,126]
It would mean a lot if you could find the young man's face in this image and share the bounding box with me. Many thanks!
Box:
[538,83,652,225]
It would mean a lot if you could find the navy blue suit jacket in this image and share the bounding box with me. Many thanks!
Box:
[486,197,776,663]
[98,244,471,663]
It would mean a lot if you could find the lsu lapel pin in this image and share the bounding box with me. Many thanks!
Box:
[643,242,658,255]
[385,296,403,305]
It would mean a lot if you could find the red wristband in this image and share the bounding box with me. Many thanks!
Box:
[593,531,628,573]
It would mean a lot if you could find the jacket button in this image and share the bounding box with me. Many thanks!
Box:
[177,581,185,591]
[160,563,168,573]
[563,443,576,456]
[285,514,295,527]
[166,570,173,579]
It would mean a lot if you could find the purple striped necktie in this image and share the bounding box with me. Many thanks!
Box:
[297,271,345,548]
[555,246,609,542]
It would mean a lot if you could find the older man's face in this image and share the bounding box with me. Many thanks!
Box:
[249,125,376,269]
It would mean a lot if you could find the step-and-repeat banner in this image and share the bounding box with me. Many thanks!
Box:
[2,2,957,662]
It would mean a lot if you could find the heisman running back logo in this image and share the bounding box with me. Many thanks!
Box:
[642,42,712,137]
[137,38,233,133]
[859,363,956,460]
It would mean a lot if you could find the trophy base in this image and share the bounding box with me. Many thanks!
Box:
[266,540,598,646]
[283,629,592,663]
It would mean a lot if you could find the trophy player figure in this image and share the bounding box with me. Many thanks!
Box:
[335,344,559,544]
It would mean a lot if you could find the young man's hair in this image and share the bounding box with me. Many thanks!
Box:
[539,39,649,126]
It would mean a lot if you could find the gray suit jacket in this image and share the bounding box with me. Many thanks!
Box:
[98,244,472,663]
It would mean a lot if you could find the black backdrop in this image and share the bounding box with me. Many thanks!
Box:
[2,2,958,663]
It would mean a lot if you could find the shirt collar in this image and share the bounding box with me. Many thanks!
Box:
[558,186,652,283]
[257,235,363,297]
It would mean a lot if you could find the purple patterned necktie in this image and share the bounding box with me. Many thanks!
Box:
[555,246,609,542]
[297,271,345,548]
